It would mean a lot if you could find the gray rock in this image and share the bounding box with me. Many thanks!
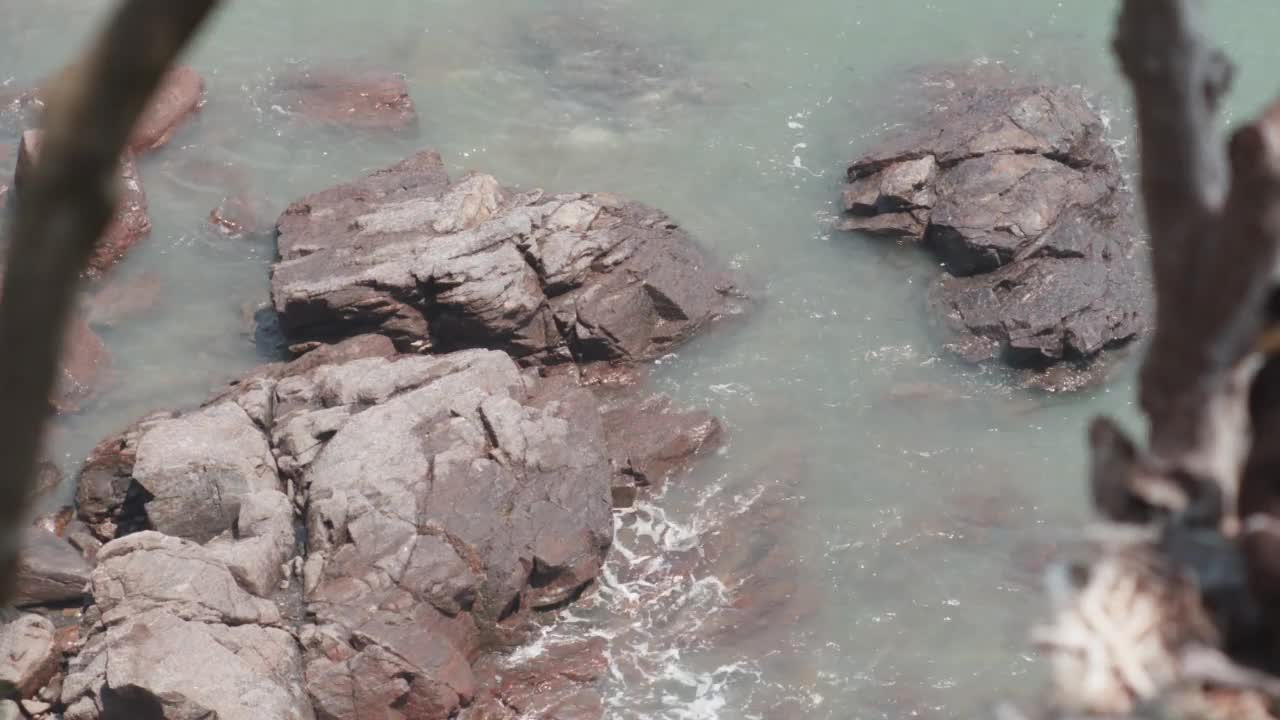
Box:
[0,613,58,698]
[0,700,17,720]
[840,80,1147,390]
[132,402,280,543]
[61,609,311,720]
[204,490,296,597]
[89,532,279,627]
[13,527,90,607]
[271,151,742,364]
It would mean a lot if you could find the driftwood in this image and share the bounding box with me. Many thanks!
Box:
[0,0,220,606]
[1025,1,1280,717]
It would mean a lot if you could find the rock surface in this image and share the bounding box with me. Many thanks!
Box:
[54,317,110,414]
[0,613,59,698]
[64,334,725,719]
[15,129,152,278]
[840,81,1148,390]
[12,527,91,608]
[271,66,418,132]
[272,150,742,364]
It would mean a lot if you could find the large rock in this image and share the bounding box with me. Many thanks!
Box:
[0,613,59,698]
[67,336,719,719]
[271,150,742,364]
[839,81,1147,389]
[16,130,152,278]
[59,533,310,720]
[12,526,91,607]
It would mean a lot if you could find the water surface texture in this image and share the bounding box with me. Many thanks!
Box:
[6,1,1280,717]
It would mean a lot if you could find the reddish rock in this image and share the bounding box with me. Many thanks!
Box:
[209,192,263,238]
[16,130,152,277]
[54,316,110,414]
[273,66,418,131]
[85,271,162,328]
[128,65,204,153]
[465,638,607,720]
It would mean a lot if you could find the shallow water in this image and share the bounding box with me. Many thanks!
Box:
[5,1,1280,717]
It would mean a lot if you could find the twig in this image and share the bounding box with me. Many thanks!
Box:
[0,0,220,605]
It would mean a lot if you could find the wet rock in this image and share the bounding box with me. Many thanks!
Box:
[15,130,152,278]
[13,527,91,607]
[272,65,418,132]
[74,414,171,543]
[840,81,1147,390]
[598,391,721,489]
[26,460,63,508]
[464,638,608,720]
[53,316,110,415]
[294,349,613,718]
[128,65,203,154]
[272,150,742,364]
[0,613,59,698]
[85,271,162,329]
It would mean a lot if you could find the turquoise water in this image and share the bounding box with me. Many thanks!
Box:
[6,1,1280,717]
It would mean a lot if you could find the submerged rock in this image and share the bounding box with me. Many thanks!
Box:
[271,150,742,364]
[54,316,110,415]
[840,80,1147,390]
[127,65,204,154]
[271,65,418,132]
[15,129,152,278]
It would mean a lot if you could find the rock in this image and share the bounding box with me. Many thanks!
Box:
[840,80,1147,390]
[464,638,608,720]
[26,460,63,508]
[12,527,90,607]
[597,389,721,490]
[128,65,203,153]
[131,401,279,543]
[271,65,417,132]
[0,614,58,698]
[85,271,162,329]
[53,316,110,414]
[272,150,742,364]
[294,349,613,719]
[74,414,171,543]
[15,130,152,278]
[0,700,16,720]
[61,609,311,720]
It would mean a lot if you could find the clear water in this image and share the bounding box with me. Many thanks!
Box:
[6,1,1279,717]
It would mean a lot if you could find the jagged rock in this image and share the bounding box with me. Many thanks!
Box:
[463,638,608,720]
[12,527,90,607]
[840,80,1147,390]
[131,402,280,543]
[59,532,309,720]
[271,151,742,365]
[291,349,613,719]
[0,613,58,698]
[15,130,152,278]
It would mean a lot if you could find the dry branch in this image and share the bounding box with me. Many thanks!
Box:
[0,0,220,605]
[1027,0,1280,717]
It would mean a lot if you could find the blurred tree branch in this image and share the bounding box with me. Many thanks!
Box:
[0,0,221,605]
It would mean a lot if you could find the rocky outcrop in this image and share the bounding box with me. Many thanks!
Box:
[270,150,742,364]
[15,129,152,278]
[271,66,418,132]
[840,82,1148,390]
[12,527,90,608]
[61,333,726,719]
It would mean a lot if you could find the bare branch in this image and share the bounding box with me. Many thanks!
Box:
[1113,0,1280,511]
[0,0,220,605]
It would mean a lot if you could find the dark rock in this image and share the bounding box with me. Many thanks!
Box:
[13,527,91,607]
[272,66,418,132]
[598,390,721,490]
[15,130,152,278]
[128,65,203,154]
[74,413,172,542]
[0,613,59,698]
[271,150,742,365]
[840,80,1147,390]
